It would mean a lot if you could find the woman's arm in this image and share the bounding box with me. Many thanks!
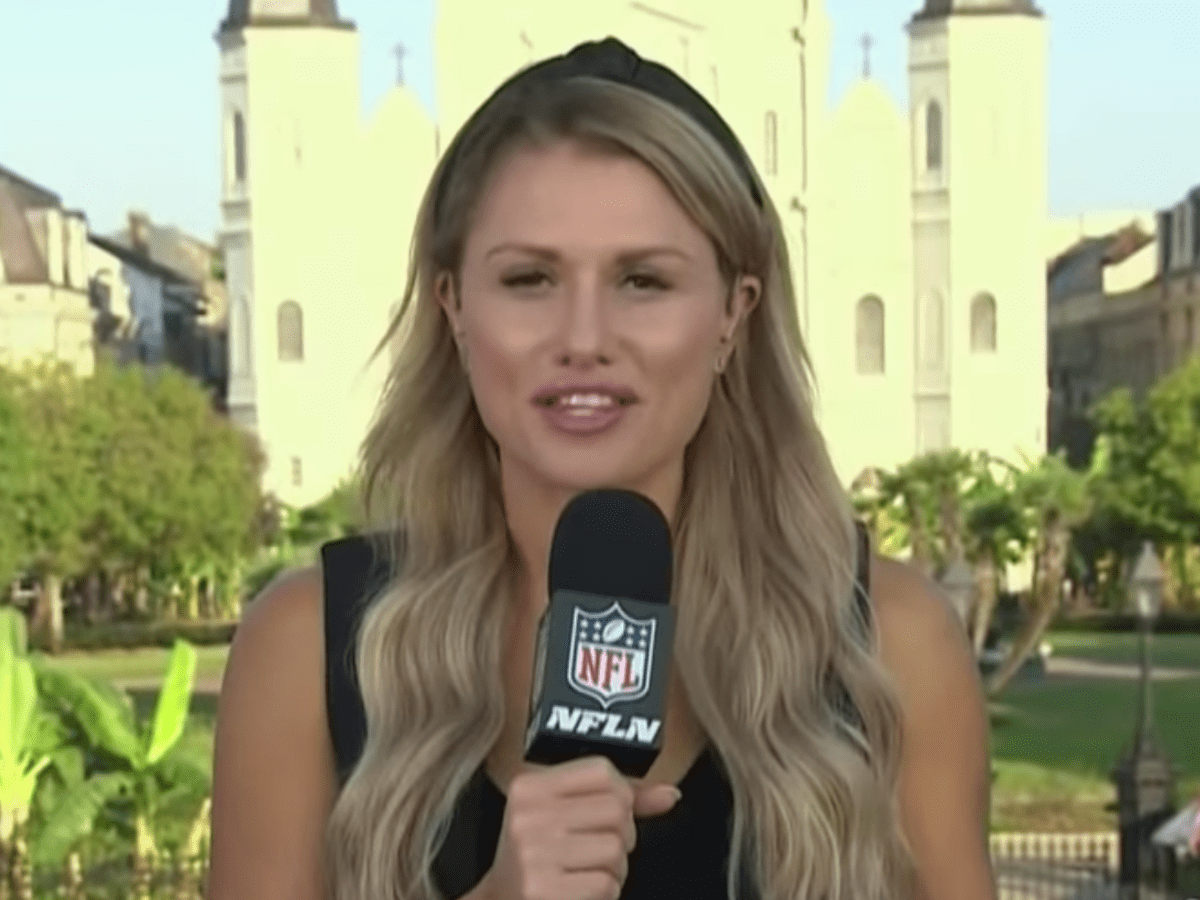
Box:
[871,557,997,900]
[206,566,338,900]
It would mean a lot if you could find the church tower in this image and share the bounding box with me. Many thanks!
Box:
[216,0,367,506]
[907,0,1048,461]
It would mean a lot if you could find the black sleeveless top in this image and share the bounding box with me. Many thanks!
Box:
[321,522,874,899]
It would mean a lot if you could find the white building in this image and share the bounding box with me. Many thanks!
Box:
[215,0,1049,507]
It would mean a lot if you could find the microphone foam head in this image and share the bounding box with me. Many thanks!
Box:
[548,489,673,606]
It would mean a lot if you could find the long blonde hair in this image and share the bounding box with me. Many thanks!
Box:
[325,74,918,900]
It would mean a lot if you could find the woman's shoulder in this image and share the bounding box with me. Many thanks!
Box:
[229,565,327,679]
[207,566,337,900]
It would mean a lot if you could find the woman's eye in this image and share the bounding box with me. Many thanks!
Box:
[502,272,550,288]
[625,273,669,291]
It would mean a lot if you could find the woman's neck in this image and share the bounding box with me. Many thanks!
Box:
[499,460,686,616]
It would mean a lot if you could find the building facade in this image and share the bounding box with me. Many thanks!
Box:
[0,165,95,375]
[215,0,1050,506]
[1048,186,1200,465]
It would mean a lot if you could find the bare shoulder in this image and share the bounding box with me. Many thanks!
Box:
[867,555,997,900]
[207,565,337,900]
[868,556,974,676]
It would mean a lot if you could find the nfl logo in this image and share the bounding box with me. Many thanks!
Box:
[567,602,656,709]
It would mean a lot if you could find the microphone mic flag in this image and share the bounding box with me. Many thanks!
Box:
[524,489,676,778]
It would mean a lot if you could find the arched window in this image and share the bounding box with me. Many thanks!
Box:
[855,294,885,374]
[925,101,943,171]
[277,300,304,362]
[970,292,997,352]
[232,112,247,186]
[764,111,779,176]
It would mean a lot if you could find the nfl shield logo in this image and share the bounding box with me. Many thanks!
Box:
[567,602,656,709]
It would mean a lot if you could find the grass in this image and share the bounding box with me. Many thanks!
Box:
[42,643,230,684]
[1044,629,1200,670]
[990,673,1200,831]
[34,633,1200,834]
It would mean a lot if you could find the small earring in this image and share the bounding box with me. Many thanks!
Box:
[714,351,727,374]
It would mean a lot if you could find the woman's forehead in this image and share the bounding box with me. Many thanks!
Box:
[464,144,708,259]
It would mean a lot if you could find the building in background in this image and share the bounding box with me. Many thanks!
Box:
[1048,185,1200,464]
[0,165,95,374]
[215,0,1050,506]
[90,212,229,403]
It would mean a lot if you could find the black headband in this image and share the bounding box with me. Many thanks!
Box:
[432,36,763,223]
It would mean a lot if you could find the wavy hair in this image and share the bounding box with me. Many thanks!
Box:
[325,74,918,900]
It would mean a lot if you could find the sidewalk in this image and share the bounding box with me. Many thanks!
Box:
[1044,656,1200,681]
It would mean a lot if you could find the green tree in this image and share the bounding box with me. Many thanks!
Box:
[11,363,97,651]
[987,453,1092,694]
[961,459,1030,655]
[76,362,264,621]
[1085,358,1200,606]
[0,372,32,588]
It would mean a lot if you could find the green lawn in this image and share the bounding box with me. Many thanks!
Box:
[42,643,230,684]
[1044,629,1200,670]
[990,673,1200,831]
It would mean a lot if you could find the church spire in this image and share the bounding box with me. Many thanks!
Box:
[911,0,1042,23]
[219,0,353,34]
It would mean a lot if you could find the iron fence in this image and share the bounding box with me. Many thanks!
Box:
[6,831,1196,900]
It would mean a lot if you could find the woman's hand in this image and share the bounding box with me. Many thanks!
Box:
[477,756,680,900]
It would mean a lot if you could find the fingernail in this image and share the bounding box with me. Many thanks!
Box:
[669,787,682,802]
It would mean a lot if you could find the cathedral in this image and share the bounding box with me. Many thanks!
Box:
[215,0,1049,508]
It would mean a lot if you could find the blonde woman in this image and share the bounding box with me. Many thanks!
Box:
[207,38,995,900]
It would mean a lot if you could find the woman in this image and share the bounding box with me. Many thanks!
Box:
[207,37,995,900]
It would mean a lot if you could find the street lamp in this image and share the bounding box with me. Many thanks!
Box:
[940,555,975,626]
[1111,541,1178,900]
[1129,541,1165,746]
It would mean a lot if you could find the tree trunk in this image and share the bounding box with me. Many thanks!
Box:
[971,552,999,655]
[988,521,1071,695]
[938,489,963,569]
[903,490,934,577]
[134,567,150,617]
[185,575,200,621]
[84,571,102,624]
[43,573,64,654]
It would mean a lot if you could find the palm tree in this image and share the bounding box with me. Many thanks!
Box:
[961,458,1030,654]
[987,453,1093,694]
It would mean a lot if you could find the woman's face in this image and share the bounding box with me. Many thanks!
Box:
[443,140,758,508]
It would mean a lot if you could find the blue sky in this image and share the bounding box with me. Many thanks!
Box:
[1,0,1196,242]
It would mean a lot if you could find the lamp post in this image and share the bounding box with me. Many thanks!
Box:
[940,555,975,626]
[1131,542,1163,749]
[1111,541,1177,900]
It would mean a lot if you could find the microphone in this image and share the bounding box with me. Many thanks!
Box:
[524,489,676,778]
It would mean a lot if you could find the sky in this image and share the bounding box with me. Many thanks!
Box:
[0,0,1196,243]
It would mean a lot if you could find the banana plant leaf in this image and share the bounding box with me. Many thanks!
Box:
[0,613,55,841]
[31,771,133,868]
[34,665,145,769]
[146,640,197,766]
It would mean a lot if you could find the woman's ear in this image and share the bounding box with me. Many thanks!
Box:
[436,271,464,336]
[727,273,762,335]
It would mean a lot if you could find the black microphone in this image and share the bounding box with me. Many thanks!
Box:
[524,489,676,778]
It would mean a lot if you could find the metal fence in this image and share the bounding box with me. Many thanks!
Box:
[10,832,1196,900]
[990,832,1120,900]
